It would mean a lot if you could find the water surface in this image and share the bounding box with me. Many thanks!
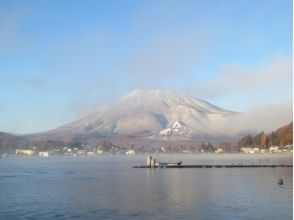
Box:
[0,154,292,219]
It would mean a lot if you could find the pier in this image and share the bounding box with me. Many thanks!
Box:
[133,156,293,168]
[133,164,293,168]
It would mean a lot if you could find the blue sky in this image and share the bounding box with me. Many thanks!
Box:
[0,0,292,134]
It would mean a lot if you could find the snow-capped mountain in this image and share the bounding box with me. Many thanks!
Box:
[42,89,238,140]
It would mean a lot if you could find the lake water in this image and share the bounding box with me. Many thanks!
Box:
[0,154,292,220]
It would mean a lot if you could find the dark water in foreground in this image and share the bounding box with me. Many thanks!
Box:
[0,154,292,220]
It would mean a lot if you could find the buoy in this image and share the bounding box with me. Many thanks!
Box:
[277,178,283,185]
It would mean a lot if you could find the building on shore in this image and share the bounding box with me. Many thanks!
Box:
[126,149,135,156]
[16,149,34,156]
[240,147,259,154]
[38,152,49,157]
[215,148,224,154]
[97,149,104,154]
[269,146,282,153]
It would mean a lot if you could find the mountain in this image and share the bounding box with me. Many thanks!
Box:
[32,89,238,142]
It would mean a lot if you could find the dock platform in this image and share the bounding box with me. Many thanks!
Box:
[133,164,293,168]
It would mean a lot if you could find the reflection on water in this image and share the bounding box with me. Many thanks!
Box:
[0,154,292,220]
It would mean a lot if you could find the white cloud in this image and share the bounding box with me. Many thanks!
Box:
[187,55,293,111]
[224,100,293,134]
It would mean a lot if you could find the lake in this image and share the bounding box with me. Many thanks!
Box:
[0,154,292,219]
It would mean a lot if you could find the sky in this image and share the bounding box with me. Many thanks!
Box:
[0,0,292,134]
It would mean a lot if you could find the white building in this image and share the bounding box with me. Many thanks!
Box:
[215,148,224,154]
[97,149,104,154]
[283,145,293,152]
[269,146,282,153]
[16,149,34,156]
[39,152,49,157]
[126,150,135,156]
[241,147,259,154]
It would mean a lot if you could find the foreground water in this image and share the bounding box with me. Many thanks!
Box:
[0,154,292,220]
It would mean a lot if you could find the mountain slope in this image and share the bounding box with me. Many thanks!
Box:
[274,121,293,146]
[39,89,238,141]
[237,121,293,148]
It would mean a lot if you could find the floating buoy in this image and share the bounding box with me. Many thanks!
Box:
[277,178,283,185]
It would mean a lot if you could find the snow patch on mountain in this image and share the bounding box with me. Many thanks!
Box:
[158,121,193,140]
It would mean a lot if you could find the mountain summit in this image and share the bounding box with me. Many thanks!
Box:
[47,89,238,140]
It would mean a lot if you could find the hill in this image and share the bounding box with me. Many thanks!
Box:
[238,121,293,148]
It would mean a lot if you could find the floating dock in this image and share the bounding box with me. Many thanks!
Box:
[133,164,293,168]
[134,156,293,168]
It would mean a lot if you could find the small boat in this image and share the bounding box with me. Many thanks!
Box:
[157,161,182,168]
